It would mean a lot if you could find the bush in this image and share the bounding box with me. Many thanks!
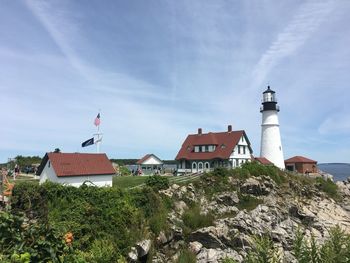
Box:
[145,175,169,191]
[293,226,350,263]
[131,187,171,235]
[182,204,214,234]
[245,235,281,263]
[315,177,339,200]
[119,165,131,176]
[201,170,232,198]
[0,211,70,262]
[88,239,118,263]
[240,162,285,185]
[176,249,196,263]
[10,182,143,257]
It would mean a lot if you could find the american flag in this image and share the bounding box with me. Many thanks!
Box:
[94,113,101,126]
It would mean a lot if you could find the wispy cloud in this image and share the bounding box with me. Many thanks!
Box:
[318,111,350,135]
[251,0,335,89]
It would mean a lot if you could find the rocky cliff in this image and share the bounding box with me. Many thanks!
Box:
[128,167,350,263]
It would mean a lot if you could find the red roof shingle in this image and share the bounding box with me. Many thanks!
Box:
[40,153,115,177]
[175,130,251,160]
[285,156,317,164]
[137,154,151,164]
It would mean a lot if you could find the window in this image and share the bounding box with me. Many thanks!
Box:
[243,146,246,154]
[194,146,199,152]
[201,146,205,152]
[205,145,209,152]
[238,146,241,154]
[241,136,244,142]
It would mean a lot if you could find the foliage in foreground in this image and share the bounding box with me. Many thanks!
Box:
[315,177,339,200]
[176,249,197,263]
[182,204,214,236]
[223,226,350,263]
[0,210,69,262]
[292,226,350,263]
[2,181,174,262]
[145,175,170,191]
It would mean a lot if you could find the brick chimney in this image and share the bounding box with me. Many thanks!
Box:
[198,128,202,135]
[228,125,232,132]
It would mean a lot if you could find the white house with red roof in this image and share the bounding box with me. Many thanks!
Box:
[37,152,116,187]
[136,154,163,175]
[175,125,253,174]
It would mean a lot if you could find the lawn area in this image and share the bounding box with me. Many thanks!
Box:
[7,174,39,184]
[113,174,202,189]
[113,175,150,189]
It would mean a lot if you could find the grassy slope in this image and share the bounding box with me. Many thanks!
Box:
[113,174,202,189]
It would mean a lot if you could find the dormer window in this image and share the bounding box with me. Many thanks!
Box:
[193,145,217,152]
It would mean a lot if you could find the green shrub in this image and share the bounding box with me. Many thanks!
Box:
[212,167,228,177]
[237,193,263,211]
[10,182,143,256]
[176,249,196,263]
[182,204,214,234]
[292,226,350,263]
[201,170,232,198]
[240,162,285,185]
[119,165,131,176]
[221,258,238,263]
[315,177,339,200]
[145,175,169,191]
[245,235,281,263]
[88,239,118,263]
[131,187,171,235]
[0,211,70,262]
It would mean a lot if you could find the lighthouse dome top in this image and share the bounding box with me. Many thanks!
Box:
[263,86,276,94]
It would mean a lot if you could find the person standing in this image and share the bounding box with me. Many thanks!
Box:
[14,164,20,180]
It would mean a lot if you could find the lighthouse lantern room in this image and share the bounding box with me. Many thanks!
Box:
[260,86,285,169]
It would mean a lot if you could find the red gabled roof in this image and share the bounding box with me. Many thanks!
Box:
[254,157,273,165]
[39,153,115,177]
[175,130,251,160]
[285,156,317,164]
[137,154,151,164]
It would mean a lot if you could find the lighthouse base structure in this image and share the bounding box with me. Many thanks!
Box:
[260,111,285,169]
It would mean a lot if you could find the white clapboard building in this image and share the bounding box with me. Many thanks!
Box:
[37,152,116,187]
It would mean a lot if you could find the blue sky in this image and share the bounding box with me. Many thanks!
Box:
[1,0,350,163]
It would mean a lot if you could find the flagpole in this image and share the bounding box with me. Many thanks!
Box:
[96,123,100,153]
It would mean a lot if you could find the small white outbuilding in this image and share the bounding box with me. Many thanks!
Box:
[37,152,116,187]
[136,154,163,175]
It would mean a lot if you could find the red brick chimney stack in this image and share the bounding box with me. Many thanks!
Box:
[228,125,232,133]
[198,128,202,135]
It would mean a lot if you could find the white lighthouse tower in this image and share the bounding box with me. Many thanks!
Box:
[260,86,285,169]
